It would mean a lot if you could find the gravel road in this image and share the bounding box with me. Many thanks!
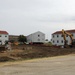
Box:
[0,54,75,75]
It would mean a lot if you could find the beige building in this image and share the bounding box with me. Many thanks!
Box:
[9,35,19,42]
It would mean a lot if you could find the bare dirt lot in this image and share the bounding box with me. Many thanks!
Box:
[0,54,75,75]
[0,45,75,62]
[0,45,75,75]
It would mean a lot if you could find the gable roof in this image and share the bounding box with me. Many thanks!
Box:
[9,35,19,37]
[33,31,45,35]
[0,30,8,34]
[27,31,45,36]
[52,29,75,35]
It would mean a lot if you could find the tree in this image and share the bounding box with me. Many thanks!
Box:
[18,35,27,44]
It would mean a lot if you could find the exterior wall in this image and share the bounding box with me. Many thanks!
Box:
[51,33,75,46]
[0,34,9,45]
[9,35,19,42]
[27,34,32,43]
[27,31,45,43]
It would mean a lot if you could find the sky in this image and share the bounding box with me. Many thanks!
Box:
[0,0,75,40]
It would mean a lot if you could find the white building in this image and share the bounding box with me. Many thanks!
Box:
[51,29,75,46]
[27,31,45,44]
[0,30,9,45]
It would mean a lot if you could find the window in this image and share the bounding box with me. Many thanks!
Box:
[0,40,2,45]
[57,35,59,37]
[61,40,63,43]
[5,35,7,37]
[38,35,40,37]
[57,40,59,43]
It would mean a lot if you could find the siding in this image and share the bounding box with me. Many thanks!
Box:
[51,33,75,46]
[0,34,9,45]
[27,31,45,43]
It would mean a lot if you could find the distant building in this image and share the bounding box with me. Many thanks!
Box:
[9,35,19,42]
[51,29,75,46]
[27,31,45,44]
[0,30,9,45]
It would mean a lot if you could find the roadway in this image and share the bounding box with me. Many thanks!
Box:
[0,54,75,75]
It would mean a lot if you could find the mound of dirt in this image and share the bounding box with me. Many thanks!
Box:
[0,57,15,62]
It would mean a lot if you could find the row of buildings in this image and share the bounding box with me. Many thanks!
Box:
[51,29,75,46]
[0,31,45,45]
[0,29,75,46]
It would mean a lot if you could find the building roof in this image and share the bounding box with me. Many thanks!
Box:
[33,31,45,35]
[27,31,45,36]
[0,30,8,34]
[52,29,75,35]
[9,35,19,37]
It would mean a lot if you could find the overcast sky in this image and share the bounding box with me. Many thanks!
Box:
[0,0,75,40]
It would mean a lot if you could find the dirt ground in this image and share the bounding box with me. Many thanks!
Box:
[0,45,75,75]
[0,45,75,62]
[0,54,75,75]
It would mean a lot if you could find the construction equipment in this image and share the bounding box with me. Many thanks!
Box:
[62,29,75,48]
